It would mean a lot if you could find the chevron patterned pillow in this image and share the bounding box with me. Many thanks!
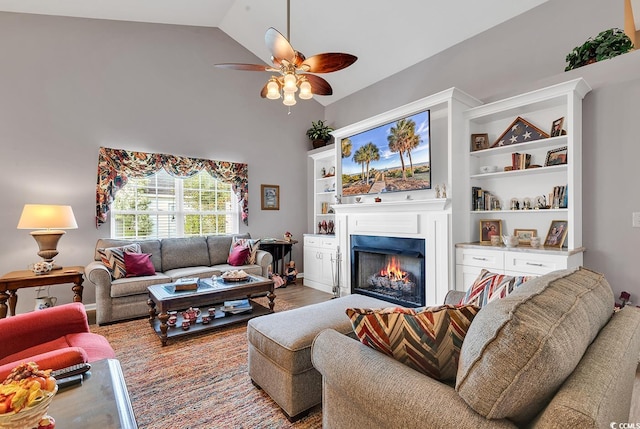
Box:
[346,304,479,381]
[461,269,532,308]
[97,243,142,279]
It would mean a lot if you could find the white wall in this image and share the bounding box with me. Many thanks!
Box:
[326,0,640,301]
[0,12,323,314]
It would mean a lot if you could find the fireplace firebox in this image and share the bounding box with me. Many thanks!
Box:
[350,235,426,307]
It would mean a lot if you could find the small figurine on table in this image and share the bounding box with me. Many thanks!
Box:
[285,260,298,286]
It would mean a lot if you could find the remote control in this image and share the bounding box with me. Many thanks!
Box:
[51,362,91,379]
[56,374,83,390]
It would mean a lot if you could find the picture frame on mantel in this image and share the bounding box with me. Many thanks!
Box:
[261,184,279,210]
[544,220,568,248]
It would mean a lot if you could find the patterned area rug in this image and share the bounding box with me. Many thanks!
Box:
[92,296,322,429]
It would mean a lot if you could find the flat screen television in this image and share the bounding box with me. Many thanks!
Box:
[340,109,431,196]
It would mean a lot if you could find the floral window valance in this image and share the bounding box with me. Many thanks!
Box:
[96,147,249,227]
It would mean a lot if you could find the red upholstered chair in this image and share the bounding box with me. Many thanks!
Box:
[0,302,115,379]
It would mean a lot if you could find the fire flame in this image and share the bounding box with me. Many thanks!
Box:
[380,257,408,282]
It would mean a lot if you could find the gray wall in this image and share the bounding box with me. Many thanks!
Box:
[326,0,639,301]
[0,12,322,313]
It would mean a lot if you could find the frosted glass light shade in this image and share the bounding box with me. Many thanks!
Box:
[283,91,297,106]
[266,79,280,99]
[299,80,312,99]
[283,73,297,92]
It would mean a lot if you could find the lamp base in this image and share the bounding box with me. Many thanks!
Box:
[30,230,65,267]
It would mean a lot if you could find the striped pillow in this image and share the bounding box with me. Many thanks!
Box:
[97,243,141,279]
[230,238,261,265]
[346,305,479,381]
[461,269,532,308]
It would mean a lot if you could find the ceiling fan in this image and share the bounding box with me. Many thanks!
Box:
[214,0,357,106]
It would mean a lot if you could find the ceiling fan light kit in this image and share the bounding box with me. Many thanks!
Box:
[215,0,356,108]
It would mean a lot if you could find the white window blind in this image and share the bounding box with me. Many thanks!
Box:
[110,169,238,239]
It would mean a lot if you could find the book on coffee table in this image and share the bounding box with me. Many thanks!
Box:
[222,299,252,314]
[174,277,199,291]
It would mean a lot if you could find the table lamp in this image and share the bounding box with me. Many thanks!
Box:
[17,204,78,269]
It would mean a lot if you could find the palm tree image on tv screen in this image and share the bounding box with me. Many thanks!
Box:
[341,110,431,196]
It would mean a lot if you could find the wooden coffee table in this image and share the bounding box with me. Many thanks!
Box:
[147,274,275,346]
[47,359,137,428]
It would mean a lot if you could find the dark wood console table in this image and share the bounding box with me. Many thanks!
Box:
[259,239,298,274]
[0,266,84,318]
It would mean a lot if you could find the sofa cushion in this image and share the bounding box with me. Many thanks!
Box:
[230,237,261,265]
[455,267,614,423]
[346,305,479,381]
[124,252,156,277]
[228,244,251,266]
[110,274,171,298]
[161,237,210,271]
[207,235,234,265]
[97,243,141,279]
[460,269,532,308]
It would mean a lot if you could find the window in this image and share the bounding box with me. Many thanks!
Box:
[110,169,238,239]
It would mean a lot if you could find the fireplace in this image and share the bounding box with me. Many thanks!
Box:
[350,234,426,307]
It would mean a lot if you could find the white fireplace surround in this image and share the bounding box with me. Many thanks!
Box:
[332,198,451,306]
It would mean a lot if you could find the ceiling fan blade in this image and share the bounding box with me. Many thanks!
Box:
[214,63,275,72]
[301,53,358,73]
[265,27,296,63]
[260,83,268,98]
[304,74,333,96]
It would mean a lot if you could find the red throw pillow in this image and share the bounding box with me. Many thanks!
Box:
[124,252,156,277]
[227,245,250,266]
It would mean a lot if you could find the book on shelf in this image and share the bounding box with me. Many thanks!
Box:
[472,187,498,211]
[511,152,531,170]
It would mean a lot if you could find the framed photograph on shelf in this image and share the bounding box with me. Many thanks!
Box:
[261,184,280,210]
[544,220,568,248]
[471,133,490,152]
[545,146,568,166]
[479,219,502,244]
[550,117,565,137]
[514,229,537,246]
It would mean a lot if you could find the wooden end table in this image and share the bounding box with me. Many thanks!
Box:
[0,266,84,318]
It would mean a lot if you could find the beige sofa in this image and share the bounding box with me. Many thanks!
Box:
[85,235,272,325]
[312,267,640,428]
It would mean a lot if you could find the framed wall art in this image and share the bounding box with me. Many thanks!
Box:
[491,116,549,148]
[479,219,502,244]
[550,117,565,137]
[471,133,490,152]
[514,228,537,246]
[544,220,568,248]
[545,146,568,166]
[261,184,280,210]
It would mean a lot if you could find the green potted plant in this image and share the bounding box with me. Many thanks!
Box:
[306,120,334,149]
[565,28,633,71]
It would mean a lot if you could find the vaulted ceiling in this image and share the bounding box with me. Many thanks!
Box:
[0,0,560,105]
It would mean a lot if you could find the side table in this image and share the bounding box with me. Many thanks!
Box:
[0,266,84,318]
[259,239,298,275]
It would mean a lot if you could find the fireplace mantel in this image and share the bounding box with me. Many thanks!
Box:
[334,198,451,306]
[332,198,449,214]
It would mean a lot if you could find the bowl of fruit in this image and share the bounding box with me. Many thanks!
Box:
[0,362,58,429]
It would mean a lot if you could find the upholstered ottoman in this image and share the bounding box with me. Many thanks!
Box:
[247,293,392,420]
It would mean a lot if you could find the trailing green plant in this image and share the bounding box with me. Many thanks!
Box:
[306,120,334,142]
[565,28,633,71]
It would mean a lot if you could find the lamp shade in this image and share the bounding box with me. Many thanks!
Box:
[17,204,78,230]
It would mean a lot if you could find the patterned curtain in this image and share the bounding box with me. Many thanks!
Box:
[96,147,249,226]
